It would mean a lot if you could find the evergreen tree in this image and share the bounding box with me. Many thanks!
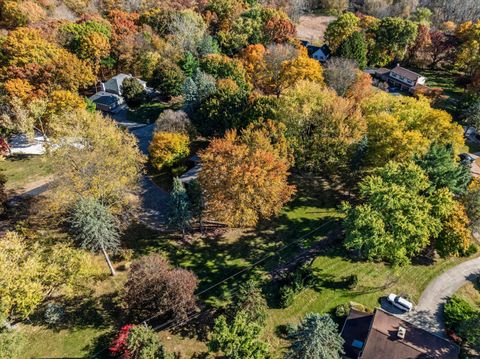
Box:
[70,197,120,276]
[337,31,368,69]
[415,144,471,195]
[180,52,199,77]
[286,313,344,359]
[168,178,191,237]
[186,179,204,233]
[127,325,167,359]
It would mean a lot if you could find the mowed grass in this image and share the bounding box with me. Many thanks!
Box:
[1,155,53,191]
[265,252,470,355]
[456,282,480,308]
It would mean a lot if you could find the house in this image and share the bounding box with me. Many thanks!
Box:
[300,40,331,63]
[89,91,125,112]
[102,73,147,96]
[340,308,460,359]
[374,65,427,92]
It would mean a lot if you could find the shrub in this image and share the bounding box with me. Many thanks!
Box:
[124,254,198,321]
[345,274,358,290]
[44,303,65,326]
[335,303,350,318]
[444,296,477,331]
[155,110,193,136]
[148,131,190,171]
[279,285,296,308]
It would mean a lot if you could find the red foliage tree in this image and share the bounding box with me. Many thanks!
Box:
[109,324,134,358]
[263,17,295,43]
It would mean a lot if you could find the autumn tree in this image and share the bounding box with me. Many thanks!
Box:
[0,28,95,93]
[0,231,98,320]
[263,16,296,44]
[155,110,193,135]
[279,81,366,176]
[148,131,190,171]
[46,109,144,215]
[199,127,295,227]
[150,59,186,98]
[323,58,359,97]
[324,13,360,52]
[106,10,139,71]
[428,30,455,68]
[286,313,344,359]
[60,19,112,72]
[124,254,197,321]
[343,161,455,265]
[70,197,120,276]
[370,17,418,66]
[361,92,464,167]
[437,202,473,257]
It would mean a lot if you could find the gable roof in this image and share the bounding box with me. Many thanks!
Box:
[390,66,423,82]
[104,74,147,95]
[359,309,460,359]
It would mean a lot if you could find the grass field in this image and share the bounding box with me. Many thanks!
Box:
[456,281,480,309]
[1,155,53,191]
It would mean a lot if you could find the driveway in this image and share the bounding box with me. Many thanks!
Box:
[384,257,480,337]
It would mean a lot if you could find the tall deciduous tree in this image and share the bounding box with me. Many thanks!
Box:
[279,81,366,176]
[148,131,190,171]
[121,77,145,108]
[209,311,269,359]
[0,231,97,320]
[343,161,455,265]
[286,313,344,359]
[199,128,295,227]
[324,12,360,52]
[337,31,368,69]
[47,109,144,215]
[70,197,120,276]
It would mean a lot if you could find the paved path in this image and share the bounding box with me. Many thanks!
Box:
[401,256,480,337]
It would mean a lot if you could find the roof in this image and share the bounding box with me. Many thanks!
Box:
[376,68,391,75]
[104,74,147,95]
[307,44,331,57]
[341,309,374,359]
[359,309,460,359]
[390,66,423,82]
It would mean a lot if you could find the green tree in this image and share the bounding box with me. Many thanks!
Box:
[70,197,120,276]
[127,325,167,359]
[415,144,471,195]
[324,13,360,52]
[337,31,368,69]
[343,161,455,266]
[209,311,269,359]
[186,179,205,233]
[168,178,192,238]
[122,77,145,108]
[409,7,433,24]
[286,313,344,359]
[231,279,267,325]
[150,60,186,98]
[370,17,418,66]
[179,52,199,77]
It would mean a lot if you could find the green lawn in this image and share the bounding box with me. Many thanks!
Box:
[14,177,477,358]
[416,68,467,117]
[1,155,53,191]
[456,281,480,309]
[126,102,171,124]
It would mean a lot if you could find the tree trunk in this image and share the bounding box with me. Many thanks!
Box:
[101,244,116,276]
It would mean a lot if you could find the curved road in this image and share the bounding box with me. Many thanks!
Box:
[402,256,480,337]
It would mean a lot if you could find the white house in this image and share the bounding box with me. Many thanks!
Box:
[376,65,426,92]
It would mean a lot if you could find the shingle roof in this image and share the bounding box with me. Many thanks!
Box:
[390,66,423,82]
[359,309,460,359]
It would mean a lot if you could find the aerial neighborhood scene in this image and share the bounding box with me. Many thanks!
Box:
[2,0,480,357]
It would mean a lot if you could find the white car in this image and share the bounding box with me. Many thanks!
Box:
[387,293,413,312]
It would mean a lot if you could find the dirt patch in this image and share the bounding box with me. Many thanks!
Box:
[296,15,337,44]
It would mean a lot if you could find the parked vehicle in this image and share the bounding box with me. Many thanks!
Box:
[459,153,475,165]
[387,293,413,312]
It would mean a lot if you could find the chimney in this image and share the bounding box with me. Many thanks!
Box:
[397,326,406,339]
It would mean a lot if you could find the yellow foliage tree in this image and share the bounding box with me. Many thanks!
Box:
[0,231,99,320]
[362,92,465,166]
[148,131,190,171]
[437,202,473,257]
[46,109,145,215]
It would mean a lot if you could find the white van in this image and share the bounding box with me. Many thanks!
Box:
[387,293,413,312]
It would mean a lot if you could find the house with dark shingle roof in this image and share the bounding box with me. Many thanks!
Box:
[340,308,460,359]
[300,40,331,63]
[374,65,427,92]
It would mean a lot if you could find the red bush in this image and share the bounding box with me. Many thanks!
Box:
[109,324,134,358]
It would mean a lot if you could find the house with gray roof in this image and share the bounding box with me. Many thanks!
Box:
[374,65,427,92]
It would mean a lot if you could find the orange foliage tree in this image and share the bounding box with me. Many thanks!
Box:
[199,126,295,227]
